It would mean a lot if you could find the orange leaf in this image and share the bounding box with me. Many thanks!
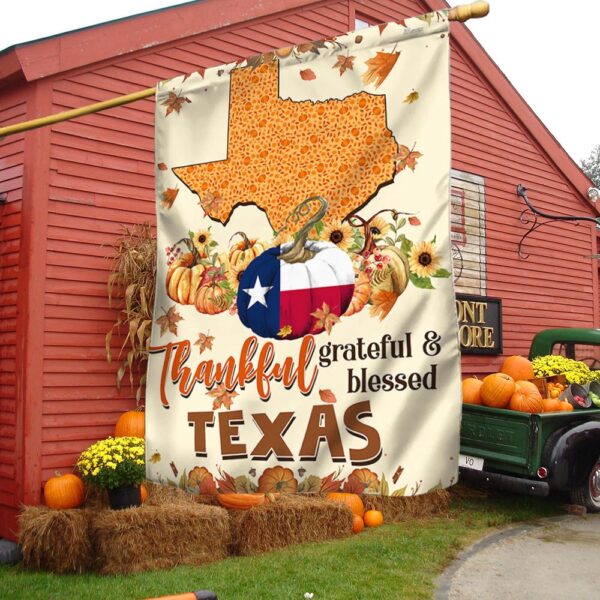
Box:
[369,289,398,321]
[156,305,183,336]
[395,144,423,173]
[160,187,179,209]
[319,389,337,404]
[311,302,340,335]
[199,190,222,215]
[408,216,421,226]
[208,384,239,410]
[403,90,420,104]
[161,91,191,117]
[362,51,401,89]
[195,331,215,354]
[300,68,316,81]
[378,23,388,34]
[157,162,168,171]
[333,55,355,76]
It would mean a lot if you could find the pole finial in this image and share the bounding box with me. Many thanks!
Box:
[448,1,490,22]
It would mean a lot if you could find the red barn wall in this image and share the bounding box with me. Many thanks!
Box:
[0,0,596,538]
[0,86,26,533]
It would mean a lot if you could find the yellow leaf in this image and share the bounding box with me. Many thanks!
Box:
[403,90,419,104]
[278,325,293,338]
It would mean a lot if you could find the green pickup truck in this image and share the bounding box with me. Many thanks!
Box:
[459,328,600,511]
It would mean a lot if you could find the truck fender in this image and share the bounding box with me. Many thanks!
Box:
[543,420,600,490]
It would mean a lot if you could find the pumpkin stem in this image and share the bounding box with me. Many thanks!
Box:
[347,208,415,256]
[229,231,251,250]
[278,196,329,264]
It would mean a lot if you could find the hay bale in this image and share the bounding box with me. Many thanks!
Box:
[363,490,450,523]
[19,507,94,573]
[90,502,230,574]
[83,485,108,510]
[230,494,353,556]
[144,481,198,506]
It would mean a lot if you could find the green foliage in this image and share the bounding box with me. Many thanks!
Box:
[76,437,145,490]
[581,144,600,187]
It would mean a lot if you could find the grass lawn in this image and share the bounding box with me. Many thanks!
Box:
[0,490,562,600]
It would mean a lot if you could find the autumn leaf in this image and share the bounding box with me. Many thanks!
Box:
[403,90,420,104]
[362,50,401,89]
[311,302,341,335]
[199,190,222,214]
[395,144,423,173]
[342,474,368,494]
[157,162,168,171]
[355,35,363,44]
[378,23,388,34]
[195,331,215,354]
[156,306,183,336]
[208,384,239,410]
[150,452,161,464]
[392,464,404,484]
[300,68,316,81]
[161,91,191,117]
[160,187,179,210]
[278,325,293,338]
[333,55,355,76]
[320,471,342,494]
[170,461,179,477]
[319,389,337,404]
[408,216,421,226]
[216,469,237,494]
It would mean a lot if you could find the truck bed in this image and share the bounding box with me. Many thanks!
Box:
[460,404,600,477]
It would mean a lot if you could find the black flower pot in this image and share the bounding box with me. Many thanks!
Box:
[107,484,142,510]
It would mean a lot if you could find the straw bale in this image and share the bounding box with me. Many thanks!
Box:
[90,502,230,574]
[83,485,108,510]
[19,507,94,573]
[144,481,198,506]
[230,494,353,556]
[363,490,450,523]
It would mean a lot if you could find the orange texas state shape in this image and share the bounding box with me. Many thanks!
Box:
[173,59,398,233]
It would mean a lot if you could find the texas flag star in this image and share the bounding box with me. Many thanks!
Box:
[242,275,273,308]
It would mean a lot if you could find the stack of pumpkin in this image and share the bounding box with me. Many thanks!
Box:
[462,355,573,414]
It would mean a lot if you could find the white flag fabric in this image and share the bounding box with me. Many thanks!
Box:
[147,12,461,498]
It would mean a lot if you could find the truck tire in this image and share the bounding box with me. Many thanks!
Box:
[570,459,600,512]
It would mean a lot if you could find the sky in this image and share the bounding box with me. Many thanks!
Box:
[2,0,599,164]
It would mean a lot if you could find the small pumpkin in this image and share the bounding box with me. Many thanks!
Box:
[115,410,144,438]
[195,266,234,315]
[166,252,205,304]
[44,472,85,509]
[326,492,365,517]
[509,380,543,413]
[369,246,410,321]
[542,397,562,412]
[462,377,483,405]
[140,483,148,503]
[352,514,365,534]
[558,400,574,412]
[343,270,371,316]
[228,231,268,269]
[501,355,534,382]
[217,493,266,510]
[480,373,515,408]
[257,466,298,493]
[364,509,384,527]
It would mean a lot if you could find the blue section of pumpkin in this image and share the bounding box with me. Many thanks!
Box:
[237,246,281,339]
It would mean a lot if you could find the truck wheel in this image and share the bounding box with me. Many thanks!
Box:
[570,459,600,512]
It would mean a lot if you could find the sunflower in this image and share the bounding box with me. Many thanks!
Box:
[369,215,391,240]
[321,219,353,251]
[192,229,212,255]
[409,241,441,278]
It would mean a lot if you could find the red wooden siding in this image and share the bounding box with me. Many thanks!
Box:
[0,87,25,534]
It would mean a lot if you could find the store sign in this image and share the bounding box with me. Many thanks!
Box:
[455,294,502,354]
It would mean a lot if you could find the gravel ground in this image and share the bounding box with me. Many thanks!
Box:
[436,514,600,600]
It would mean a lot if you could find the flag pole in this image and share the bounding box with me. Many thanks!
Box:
[0,1,489,140]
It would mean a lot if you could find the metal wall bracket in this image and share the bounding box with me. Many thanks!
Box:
[516,184,600,259]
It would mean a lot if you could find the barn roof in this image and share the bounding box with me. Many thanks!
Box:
[0,0,595,202]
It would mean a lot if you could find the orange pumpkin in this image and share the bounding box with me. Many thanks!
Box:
[352,514,365,534]
[509,381,543,413]
[257,466,298,493]
[115,410,144,438]
[166,252,205,304]
[481,373,515,408]
[501,355,534,382]
[217,493,266,510]
[194,266,233,315]
[140,483,148,503]
[462,377,483,405]
[344,271,371,316]
[558,401,574,412]
[542,397,562,412]
[326,492,365,517]
[228,232,268,269]
[364,509,384,527]
[44,472,85,509]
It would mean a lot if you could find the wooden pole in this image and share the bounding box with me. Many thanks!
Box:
[0,1,489,140]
